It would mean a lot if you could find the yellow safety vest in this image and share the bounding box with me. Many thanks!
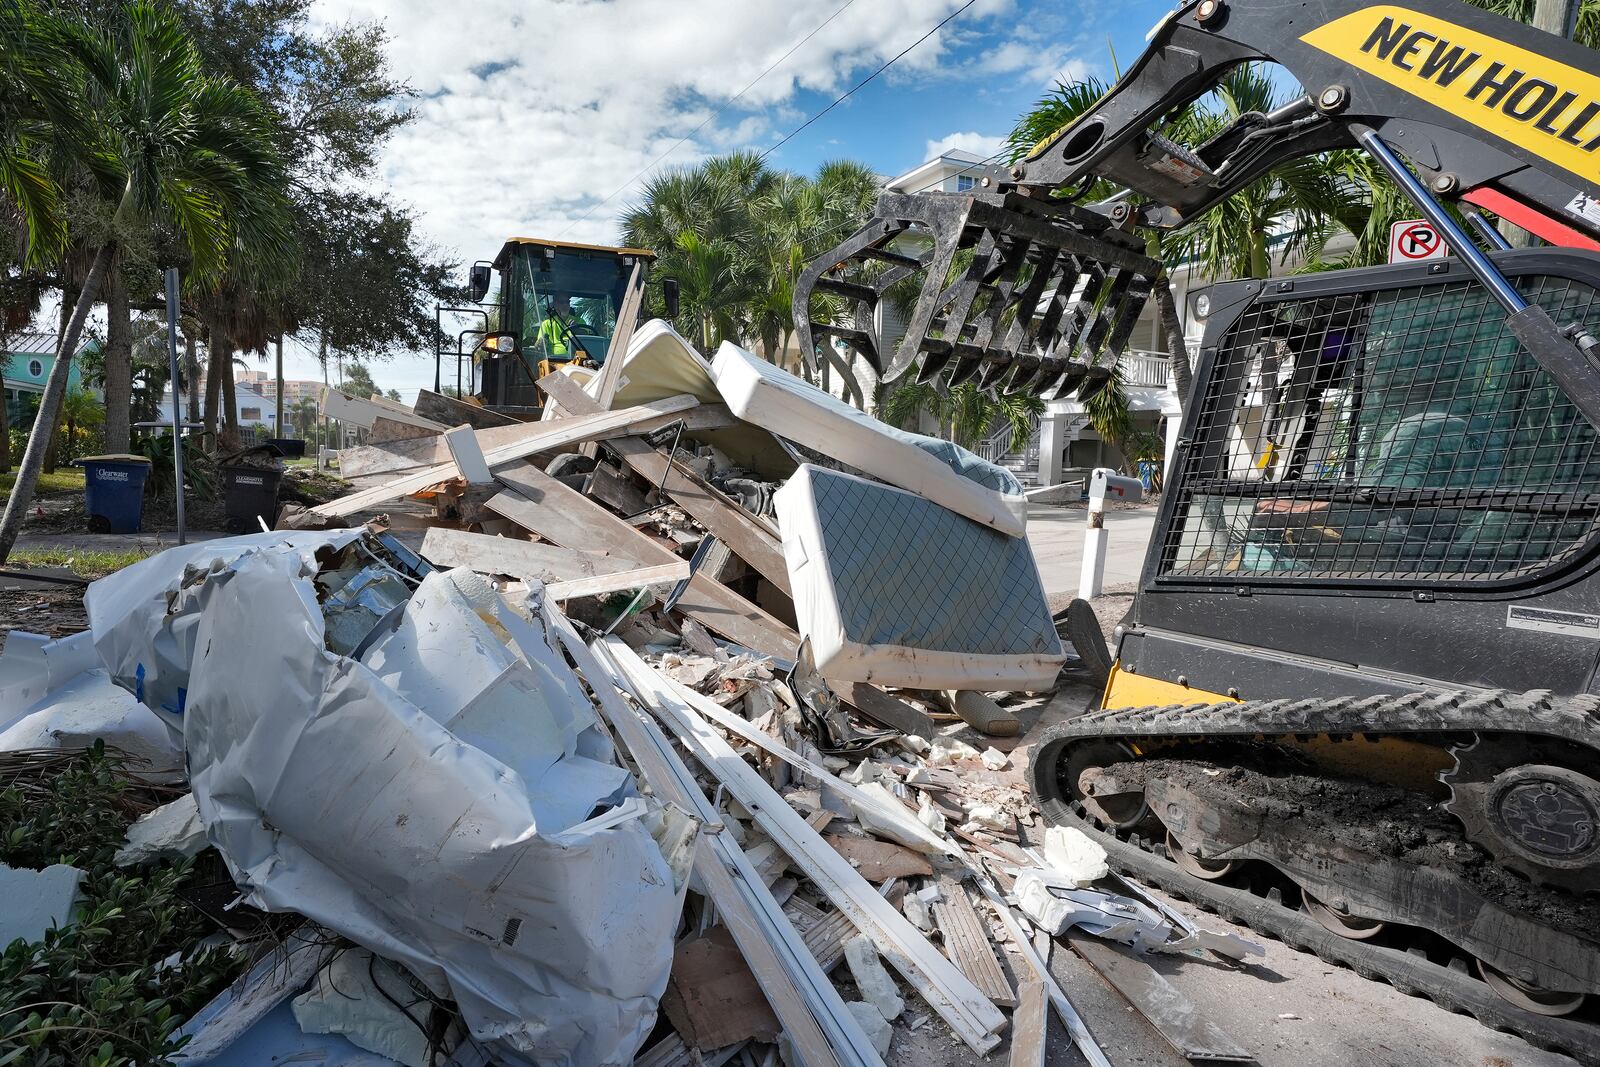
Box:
[537,316,568,357]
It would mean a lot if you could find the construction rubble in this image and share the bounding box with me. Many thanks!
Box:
[0,320,1266,1067]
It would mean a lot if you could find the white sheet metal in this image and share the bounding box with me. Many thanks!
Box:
[712,342,1027,536]
[85,529,363,737]
[775,464,1063,691]
[163,541,690,1067]
[0,666,181,774]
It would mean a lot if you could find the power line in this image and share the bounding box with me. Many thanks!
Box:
[557,0,860,238]
[759,0,980,163]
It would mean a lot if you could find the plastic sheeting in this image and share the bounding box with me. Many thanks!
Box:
[775,464,1063,691]
[712,342,1027,536]
[97,533,693,1066]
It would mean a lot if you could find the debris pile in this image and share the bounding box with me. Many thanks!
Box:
[0,319,1260,1066]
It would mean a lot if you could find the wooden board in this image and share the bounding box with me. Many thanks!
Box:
[368,416,440,445]
[545,561,689,600]
[336,402,734,479]
[582,261,646,415]
[420,528,638,583]
[1009,980,1048,1067]
[660,926,781,1050]
[1067,935,1252,1062]
[825,834,934,882]
[538,370,792,595]
[312,396,700,516]
[413,388,521,428]
[932,878,1016,1007]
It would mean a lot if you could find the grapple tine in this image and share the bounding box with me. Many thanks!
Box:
[794,188,1162,399]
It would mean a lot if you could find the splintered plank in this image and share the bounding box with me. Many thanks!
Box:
[420,528,634,583]
[933,879,1016,1007]
[1008,980,1048,1067]
[413,388,521,428]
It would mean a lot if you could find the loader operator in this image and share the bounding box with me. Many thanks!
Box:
[535,295,592,362]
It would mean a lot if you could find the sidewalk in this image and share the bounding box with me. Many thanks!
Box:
[12,530,228,555]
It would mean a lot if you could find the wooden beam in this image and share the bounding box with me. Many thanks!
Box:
[312,395,700,516]
[539,370,792,595]
[583,261,646,414]
[836,682,935,740]
[545,561,689,600]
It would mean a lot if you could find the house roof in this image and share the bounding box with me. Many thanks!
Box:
[883,149,1004,194]
[2,331,98,357]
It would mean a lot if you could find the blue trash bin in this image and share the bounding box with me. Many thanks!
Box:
[75,455,153,533]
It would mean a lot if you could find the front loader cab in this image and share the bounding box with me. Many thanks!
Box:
[464,238,654,415]
[1109,247,1600,709]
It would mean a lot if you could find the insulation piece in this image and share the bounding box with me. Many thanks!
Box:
[775,465,1062,690]
[713,341,1026,536]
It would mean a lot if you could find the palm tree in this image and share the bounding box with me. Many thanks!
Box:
[0,2,292,561]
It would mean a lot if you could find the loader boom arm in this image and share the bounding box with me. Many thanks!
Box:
[1017,0,1600,248]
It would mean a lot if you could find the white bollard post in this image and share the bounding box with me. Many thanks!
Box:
[1078,467,1144,600]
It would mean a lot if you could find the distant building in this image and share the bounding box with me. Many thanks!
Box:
[882,148,1008,196]
[156,381,280,431]
[2,332,99,431]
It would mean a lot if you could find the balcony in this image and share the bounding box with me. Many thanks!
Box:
[1119,349,1174,390]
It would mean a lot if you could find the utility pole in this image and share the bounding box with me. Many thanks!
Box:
[1502,0,1581,246]
[274,334,284,441]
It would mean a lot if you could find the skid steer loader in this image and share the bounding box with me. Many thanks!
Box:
[793,1,1600,1060]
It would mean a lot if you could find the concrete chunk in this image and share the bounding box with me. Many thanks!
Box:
[844,936,905,1022]
[845,1001,893,1057]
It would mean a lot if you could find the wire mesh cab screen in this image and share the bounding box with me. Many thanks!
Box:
[1161,265,1600,585]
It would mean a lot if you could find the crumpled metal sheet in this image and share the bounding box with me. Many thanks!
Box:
[85,530,364,738]
[105,533,693,1066]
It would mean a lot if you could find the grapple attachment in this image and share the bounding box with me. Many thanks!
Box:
[793,189,1164,401]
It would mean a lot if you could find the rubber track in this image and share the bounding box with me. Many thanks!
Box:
[1029,688,1600,1065]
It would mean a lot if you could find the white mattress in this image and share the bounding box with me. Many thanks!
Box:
[776,464,1063,691]
[712,341,1028,537]
[577,320,793,478]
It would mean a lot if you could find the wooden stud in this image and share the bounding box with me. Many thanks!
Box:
[932,878,1016,1007]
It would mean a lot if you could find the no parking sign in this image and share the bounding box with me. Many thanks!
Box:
[1388,219,1449,263]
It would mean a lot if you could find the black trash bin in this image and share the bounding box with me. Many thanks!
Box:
[220,464,284,532]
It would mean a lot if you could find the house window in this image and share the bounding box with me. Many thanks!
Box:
[240,407,261,421]
[27,359,43,378]
[955,174,976,192]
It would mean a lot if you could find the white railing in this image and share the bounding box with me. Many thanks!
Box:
[976,410,1041,466]
[1119,349,1173,389]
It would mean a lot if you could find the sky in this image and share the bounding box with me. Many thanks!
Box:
[263,0,1178,403]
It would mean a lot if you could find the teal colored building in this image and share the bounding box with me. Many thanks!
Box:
[2,332,95,430]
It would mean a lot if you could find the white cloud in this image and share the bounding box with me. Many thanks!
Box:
[923,131,1007,161]
[293,0,1084,399]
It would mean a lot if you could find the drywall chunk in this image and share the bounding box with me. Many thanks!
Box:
[980,747,1009,771]
[845,1001,893,1057]
[845,936,905,1021]
[115,793,206,867]
[926,737,981,766]
[0,863,81,944]
[1042,825,1109,886]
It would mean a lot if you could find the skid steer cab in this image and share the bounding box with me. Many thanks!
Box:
[437,238,678,417]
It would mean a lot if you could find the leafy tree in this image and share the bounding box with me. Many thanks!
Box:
[341,360,379,400]
[0,1,292,562]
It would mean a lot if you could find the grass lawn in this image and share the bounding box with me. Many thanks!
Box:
[0,468,84,495]
[8,545,152,578]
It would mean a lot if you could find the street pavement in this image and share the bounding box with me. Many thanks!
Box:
[1026,501,1158,602]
